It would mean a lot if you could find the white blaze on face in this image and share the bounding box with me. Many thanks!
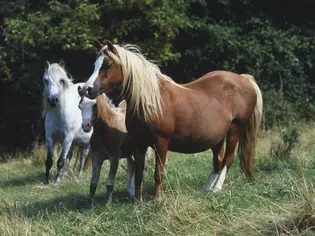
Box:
[80,97,97,126]
[44,73,59,99]
[84,55,105,88]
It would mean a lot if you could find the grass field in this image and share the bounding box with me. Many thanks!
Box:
[1,124,315,236]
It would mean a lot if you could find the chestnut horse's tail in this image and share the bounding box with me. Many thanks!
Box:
[238,74,263,179]
[83,148,92,171]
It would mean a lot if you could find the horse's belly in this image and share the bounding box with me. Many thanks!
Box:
[168,135,218,154]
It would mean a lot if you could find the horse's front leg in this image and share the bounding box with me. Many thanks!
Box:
[154,138,169,201]
[44,136,54,184]
[134,147,148,203]
[126,156,135,199]
[89,152,104,207]
[55,137,73,183]
[63,144,74,176]
[78,144,90,176]
[106,153,120,205]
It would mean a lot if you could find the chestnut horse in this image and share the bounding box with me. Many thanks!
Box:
[77,91,135,205]
[81,41,263,202]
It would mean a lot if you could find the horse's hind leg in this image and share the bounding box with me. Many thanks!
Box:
[90,152,104,206]
[203,139,224,191]
[44,137,55,184]
[55,138,73,183]
[78,144,89,176]
[214,124,241,192]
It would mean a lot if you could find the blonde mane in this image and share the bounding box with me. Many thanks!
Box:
[103,44,180,123]
[42,62,74,118]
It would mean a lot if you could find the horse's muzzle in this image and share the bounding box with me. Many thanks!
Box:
[47,98,58,107]
[83,86,98,99]
[82,122,92,133]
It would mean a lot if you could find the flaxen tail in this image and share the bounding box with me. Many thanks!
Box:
[238,74,263,179]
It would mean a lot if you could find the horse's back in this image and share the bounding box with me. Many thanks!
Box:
[182,70,257,117]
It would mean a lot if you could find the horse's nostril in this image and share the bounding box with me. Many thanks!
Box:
[55,98,59,103]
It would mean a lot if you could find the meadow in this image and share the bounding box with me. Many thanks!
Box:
[1,124,315,236]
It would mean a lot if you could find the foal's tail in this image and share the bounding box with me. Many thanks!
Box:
[238,74,263,179]
[83,149,92,170]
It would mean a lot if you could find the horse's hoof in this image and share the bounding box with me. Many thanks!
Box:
[202,185,212,192]
[43,179,49,185]
[106,200,112,206]
[213,187,222,193]
[133,197,143,204]
[55,177,61,183]
[88,200,95,209]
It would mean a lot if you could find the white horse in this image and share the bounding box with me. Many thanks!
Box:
[42,62,92,183]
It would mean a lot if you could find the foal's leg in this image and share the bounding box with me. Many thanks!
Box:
[214,124,241,192]
[126,156,135,199]
[78,144,90,176]
[134,148,147,203]
[106,153,120,205]
[154,139,169,201]
[203,139,225,191]
[44,137,55,184]
[55,137,73,183]
[90,152,104,205]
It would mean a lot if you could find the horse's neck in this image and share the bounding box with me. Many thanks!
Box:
[96,96,116,124]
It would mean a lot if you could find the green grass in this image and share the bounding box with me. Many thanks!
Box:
[1,124,315,235]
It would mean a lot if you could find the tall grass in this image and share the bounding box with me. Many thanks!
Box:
[1,123,315,235]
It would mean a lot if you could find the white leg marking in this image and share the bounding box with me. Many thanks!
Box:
[214,165,227,192]
[127,157,135,198]
[203,169,219,191]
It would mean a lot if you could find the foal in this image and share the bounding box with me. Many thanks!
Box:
[78,88,135,204]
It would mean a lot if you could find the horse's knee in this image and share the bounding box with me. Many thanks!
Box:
[45,158,53,169]
[106,184,114,193]
[57,158,65,169]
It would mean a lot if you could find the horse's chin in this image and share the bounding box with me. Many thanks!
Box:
[82,127,92,133]
[48,103,57,108]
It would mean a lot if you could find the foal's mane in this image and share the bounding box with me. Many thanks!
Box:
[42,62,74,118]
[103,44,181,124]
[96,94,125,124]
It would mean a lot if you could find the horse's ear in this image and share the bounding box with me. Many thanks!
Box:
[118,100,127,112]
[59,59,65,67]
[98,41,105,49]
[46,61,50,68]
[106,40,118,55]
[77,86,84,97]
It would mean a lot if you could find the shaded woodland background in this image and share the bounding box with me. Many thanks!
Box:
[0,0,314,152]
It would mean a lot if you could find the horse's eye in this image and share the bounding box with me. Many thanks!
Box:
[44,79,48,84]
[101,63,112,70]
[60,78,65,84]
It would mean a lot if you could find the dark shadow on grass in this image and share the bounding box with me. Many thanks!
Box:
[15,185,158,218]
[0,172,44,188]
